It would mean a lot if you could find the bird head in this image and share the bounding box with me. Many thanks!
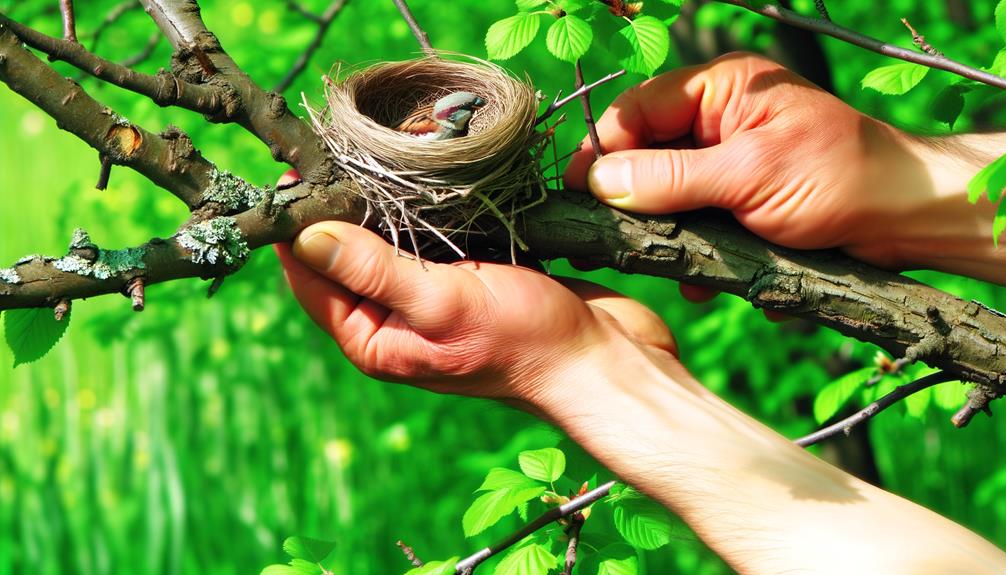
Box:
[432,92,486,132]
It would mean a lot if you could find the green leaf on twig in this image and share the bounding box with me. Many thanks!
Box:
[4,307,70,367]
[518,448,565,482]
[861,62,930,95]
[486,13,541,60]
[546,15,592,62]
[610,16,670,76]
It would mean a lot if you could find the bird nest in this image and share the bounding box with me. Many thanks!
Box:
[306,57,551,260]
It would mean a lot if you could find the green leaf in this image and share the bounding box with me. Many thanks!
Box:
[516,0,547,9]
[596,544,639,575]
[930,84,967,129]
[813,367,874,424]
[545,15,592,63]
[404,558,459,575]
[967,153,1006,204]
[861,62,930,95]
[996,0,1006,43]
[611,16,670,76]
[518,448,565,482]
[477,467,541,492]
[260,559,322,575]
[995,199,1006,247]
[486,13,541,60]
[4,307,71,367]
[933,381,967,410]
[282,537,336,564]
[612,496,673,550]
[462,486,546,537]
[903,386,933,419]
[494,543,557,575]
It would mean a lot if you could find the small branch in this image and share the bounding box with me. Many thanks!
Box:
[396,540,424,568]
[901,18,943,58]
[813,0,830,21]
[865,355,911,386]
[125,277,145,311]
[795,371,956,447]
[88,0,140,53]
[282,0,323,24]
[561,514,585,575]
[274,0,349,93]
[719,0,1006,90]
[95,154,113,190]
[59,0,77,42]
[0,14,224,115]
[454,481,615,574]
[575,60,603,160]
[391,0,435,56]
[951,386,998,428]
[535,69,626,126]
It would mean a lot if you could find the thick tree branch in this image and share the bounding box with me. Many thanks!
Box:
[0,25,213,208]
[719,0,1006,90]
[137,0,333,181]
[0,14,224,114]
[795,371,956,447]
[274,0,349,93]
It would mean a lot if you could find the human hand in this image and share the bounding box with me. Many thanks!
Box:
[275,173,676,406]
[565,52,939,275]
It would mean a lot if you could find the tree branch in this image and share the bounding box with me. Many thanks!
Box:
[391,0,435,56]
[453,481,615,574]
[0,14,224,114]
[0,25,214,208]
[795,371,956,447]
[535,69,626,126]
[719,0,1006,90]
[574,60,603,160]
[59,0,77,42]
[274,0,350,93]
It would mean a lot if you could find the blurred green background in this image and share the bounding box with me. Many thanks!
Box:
[1,1,1005,573]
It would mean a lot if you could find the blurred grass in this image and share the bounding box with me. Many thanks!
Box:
[1,1,1006,574]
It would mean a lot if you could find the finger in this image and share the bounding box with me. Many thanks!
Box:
[585,146,743,214]
[291,221,476,333]
[277,168,301,187]
[558,277,678,356]
[564,62,711,191]
[679,283,718,303]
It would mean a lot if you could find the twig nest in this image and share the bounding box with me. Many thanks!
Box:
[307,57,549,258]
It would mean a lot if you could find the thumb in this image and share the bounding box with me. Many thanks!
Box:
[586,147,740,214]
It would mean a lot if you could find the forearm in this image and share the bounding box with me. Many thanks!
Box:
[533,340,1006,574]
[895,132,1006,285]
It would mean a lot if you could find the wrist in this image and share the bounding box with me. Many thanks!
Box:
[885,131,1006,283]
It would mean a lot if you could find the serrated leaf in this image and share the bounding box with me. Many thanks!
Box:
[404,557,459,575]
[4,307,70,367]
[477,468,540,492]
[612,497,673,550]
[261,566,306,575]
[282,537,336,564]
[462,486,545,537]
[495,543,557,575]
[486,13,541,60]
[967,153,1006,204]
[996,0,1006,43]
[813,367,874,424]
[930,84,967,129]
[518,448,565,482]
[611,16,670,76]
[861,62,930,95]
[595,544,638,575]
[545,16,592,63]
[516,0,547,9]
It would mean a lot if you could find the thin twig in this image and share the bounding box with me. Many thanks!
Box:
[88,0,139,53]
[719,0,1006,90]
[282,0,324,23]
[454,481,615,574]
[59,0,77,42]
[901,17,943,58]
[575,60,603,160]
[53,299,70,321]
[396,540,424,568]
[813,0,830,21]
[796,371,956,447]
[274,0,349,92]
[561,514,585,575]
[535,69,626,126]
[95,154,113,190]
[951,386,998,428]
[120,32,161,68]
[391,0,435,56]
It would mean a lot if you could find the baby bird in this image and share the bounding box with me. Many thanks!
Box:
[395,92,486,140]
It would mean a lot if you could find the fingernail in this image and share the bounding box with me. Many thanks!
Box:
[294,231,340,271]
[587,157,632,201]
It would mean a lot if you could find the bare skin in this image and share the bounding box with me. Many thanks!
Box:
[276,53,1006,573]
